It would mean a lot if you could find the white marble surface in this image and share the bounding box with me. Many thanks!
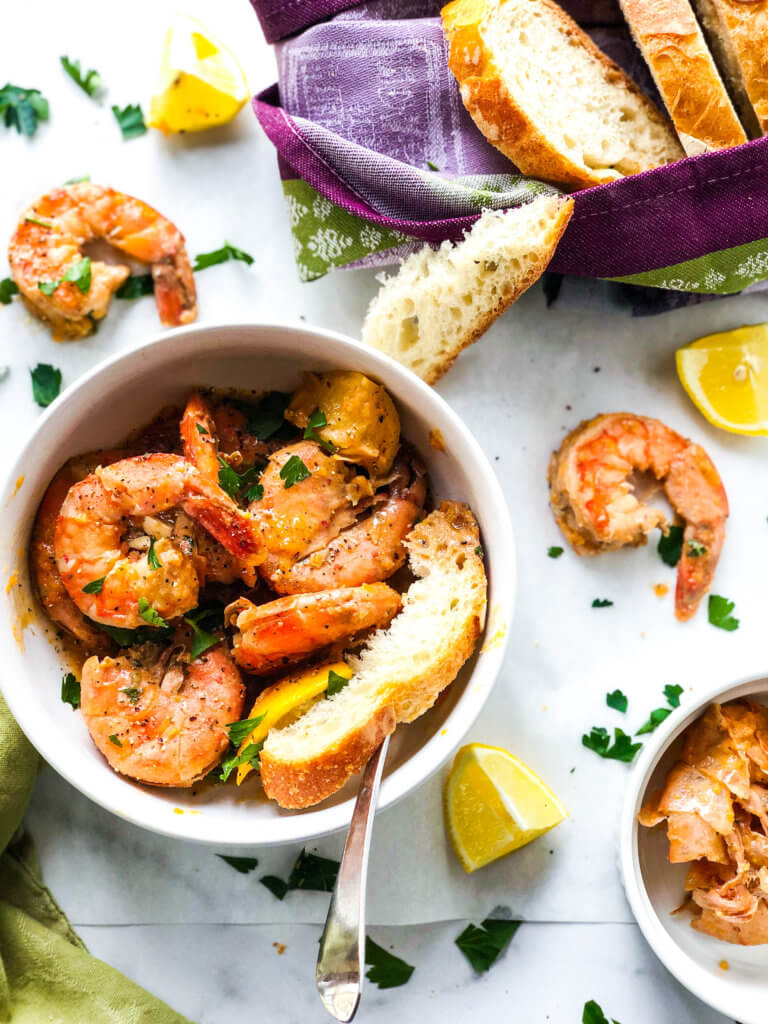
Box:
[3,0,765,1019]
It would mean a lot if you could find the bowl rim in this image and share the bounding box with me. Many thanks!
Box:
[0,319,516,846]
[619,669,768,1023]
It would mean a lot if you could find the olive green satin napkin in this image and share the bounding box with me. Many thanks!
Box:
[0,692,192,1023]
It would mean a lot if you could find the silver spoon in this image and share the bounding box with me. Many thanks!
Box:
[316,735,390,1022]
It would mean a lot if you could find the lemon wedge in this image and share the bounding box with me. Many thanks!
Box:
[148,15,249,134]
[444,744,567,873]
[676,323,768,436]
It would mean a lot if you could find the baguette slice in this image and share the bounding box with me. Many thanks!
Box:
[260,502,487,809]
[441,0,684,190]
[361,195,573,385]
[618,0,747,154]
[691,0,768,138]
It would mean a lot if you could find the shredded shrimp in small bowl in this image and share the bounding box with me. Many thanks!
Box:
[0,324,513,846]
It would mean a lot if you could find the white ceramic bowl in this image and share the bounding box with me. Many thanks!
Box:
[0,322,514,846]
[621,672,768,1024]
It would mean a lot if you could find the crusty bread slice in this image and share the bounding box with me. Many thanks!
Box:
[618,0,747,154]
[360,196,572,384]
[441,0,684,190]
[691,0,768,138]
[260,502,487,809]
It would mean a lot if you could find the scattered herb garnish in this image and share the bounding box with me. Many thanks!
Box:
[474,545,484,557]
[0,83,49,136]
[82,576,105,594]
[219,741,264,782]
[687,539,708,557]
[259,875,289,900]
[547,546,564,558]
[664,684,683,708]
[112,103,147,139]
[708,594,739,632]
[302,407,335,453]
[97,623,146,647]
[326,669,350,698]
[121,687,141,705]
[239,391,292,440]
[658,524,683,567]
[193,242,254,272]
[287,849,340,892]
[365,937,415,989]
[183,605,224,661]
[606,689,628,713]
[582,726,642,763]
[38,257,92,298]
[195,422,208,435]
[60,56,103,98]
[108,734,122,747]
[65,174,90,184]
[0,278,19,304]
[454,918,521,973]
[280,454,310,489]
[592,598,613,608]
[147,537,162,570]
[216,455,263,502]
[25,215,52,228]
[115,273,153,299]
[61,672,80,710]
[226,713,267,748]
[583,1000,621,1024]
[30,363,62,407]
[426,160,439,171]
[37,281,57,296]
[635,707,671,735]
[137,597,168,629]
[217,855,259,874]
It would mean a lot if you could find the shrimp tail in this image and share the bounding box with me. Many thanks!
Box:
[152,250,197,326]
[676,520,726,622]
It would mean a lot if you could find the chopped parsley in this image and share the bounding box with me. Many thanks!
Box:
[61,672,80,710]
[280,454,310,489]
[664,684,683,708]
[217,855,259,874]
[635,707,671,735]
[582,726,642,763]
[38,257,92,297]
[97,623,145,647]
[708,594,739,632]
[116,274,153,299]
[658,524,683,567]
[195,422,208,434]
[239,391,292,440]
[303,407,335,453]
[259,848,341,900]
[121,687,141,705]
[137,597,168,629]
[326,668,350,697]
[108,734,122,747]
[365,937,415,988]
[583,1000,620,1024]
[606,689,628,713]
[687,539,708,557]
[183,605,224,661]
[82,576,105,594]
[547,546,564,558]
[259,875,289,900]
[454,918,521,973]
[426,160,439,171]
[60,56,103,98]
[216,455,263,503]
[65,174,90,184]
[592,598,613,608]
[0,83,49,136]
[147,537,162,570]
[219,741,263,782]
[0,278,19,304]
[193,242,254,272]
[37,281,57,296]
[474,545,484,557]
[25,215,52,228]
[111,103,146,139]
[30,363,62,407]
[226,713,267,747]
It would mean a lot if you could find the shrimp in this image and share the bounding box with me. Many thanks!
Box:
[81,639,244,786]
[254,443,426,595]
[227,583,401,674]
[8,183,196,340]
[548,413,728,621]
[54,453,262,629]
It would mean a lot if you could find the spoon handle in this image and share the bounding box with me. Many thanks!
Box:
[316,735,391,1022]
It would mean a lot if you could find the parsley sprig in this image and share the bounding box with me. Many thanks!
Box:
[280,454,310,489]
[365,937,415,989]
[582,727,641,763]
[455,918,521,973]
[0,83,49,136]
[259,848,340,900]
[60,56,103,98]
[217,455,263,503]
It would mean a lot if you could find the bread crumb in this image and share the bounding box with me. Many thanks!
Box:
[429,428,446,452]
[718,959,729,971]
[653,583,669,597]
[273,942,286,955]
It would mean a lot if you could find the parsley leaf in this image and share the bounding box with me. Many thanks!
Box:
[260,875,289,900]
[112,103,146,139]
[455,918,521,973]
[39,258,92,298]
[658,524,683,567]
[709,594,739,631]
[216,455,263,502]
[239,392,292,440]
[219,741,263,782]
[108,734,122,747]
[303,407,335,454]
[60,56,102,98]
[426,160,439,171]
[635,707,671,735]
[547,546,564,558]
[147,537,162,570]
[226,713,267,747]
[326,668,350,698]
[195,422,208,435]
[606,689,628,713]
[280,454,310,489]
[592,598,613,608]
[30,363,61,407]
[116,274,153,299]
[287,849,340,892]
[217,855,259,874]
[687,539,707,557]
[82,576,105,594]
[137,597,168,629]
[664,683,683,708]
[583,1000,620,1024]
[97,624,142,647]
[0,83,49,136]
[582,726,642,763]
[365,937,415,989]
[183,606,222,660]
[65,174,90,184]
[193,242,254,272]
[0,278,19,304]
[474,545,484,557]
[37,280,57,296]
[121,686,141,705]
[61,672,80,710]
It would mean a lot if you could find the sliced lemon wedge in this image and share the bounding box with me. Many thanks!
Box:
[444,744,567,873]
[235,661,352,785]
[148,15,249,134]
[676,323,768,436]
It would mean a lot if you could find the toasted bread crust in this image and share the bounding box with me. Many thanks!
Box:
[618,0,747,154]
[442,0,682,189]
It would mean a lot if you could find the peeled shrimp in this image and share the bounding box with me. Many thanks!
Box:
[81,640,244,786]
[55,453,262,629]
[227,583,401,674]
[548,413,728,621]
[254,443,426,595]
[9,183,196,340]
